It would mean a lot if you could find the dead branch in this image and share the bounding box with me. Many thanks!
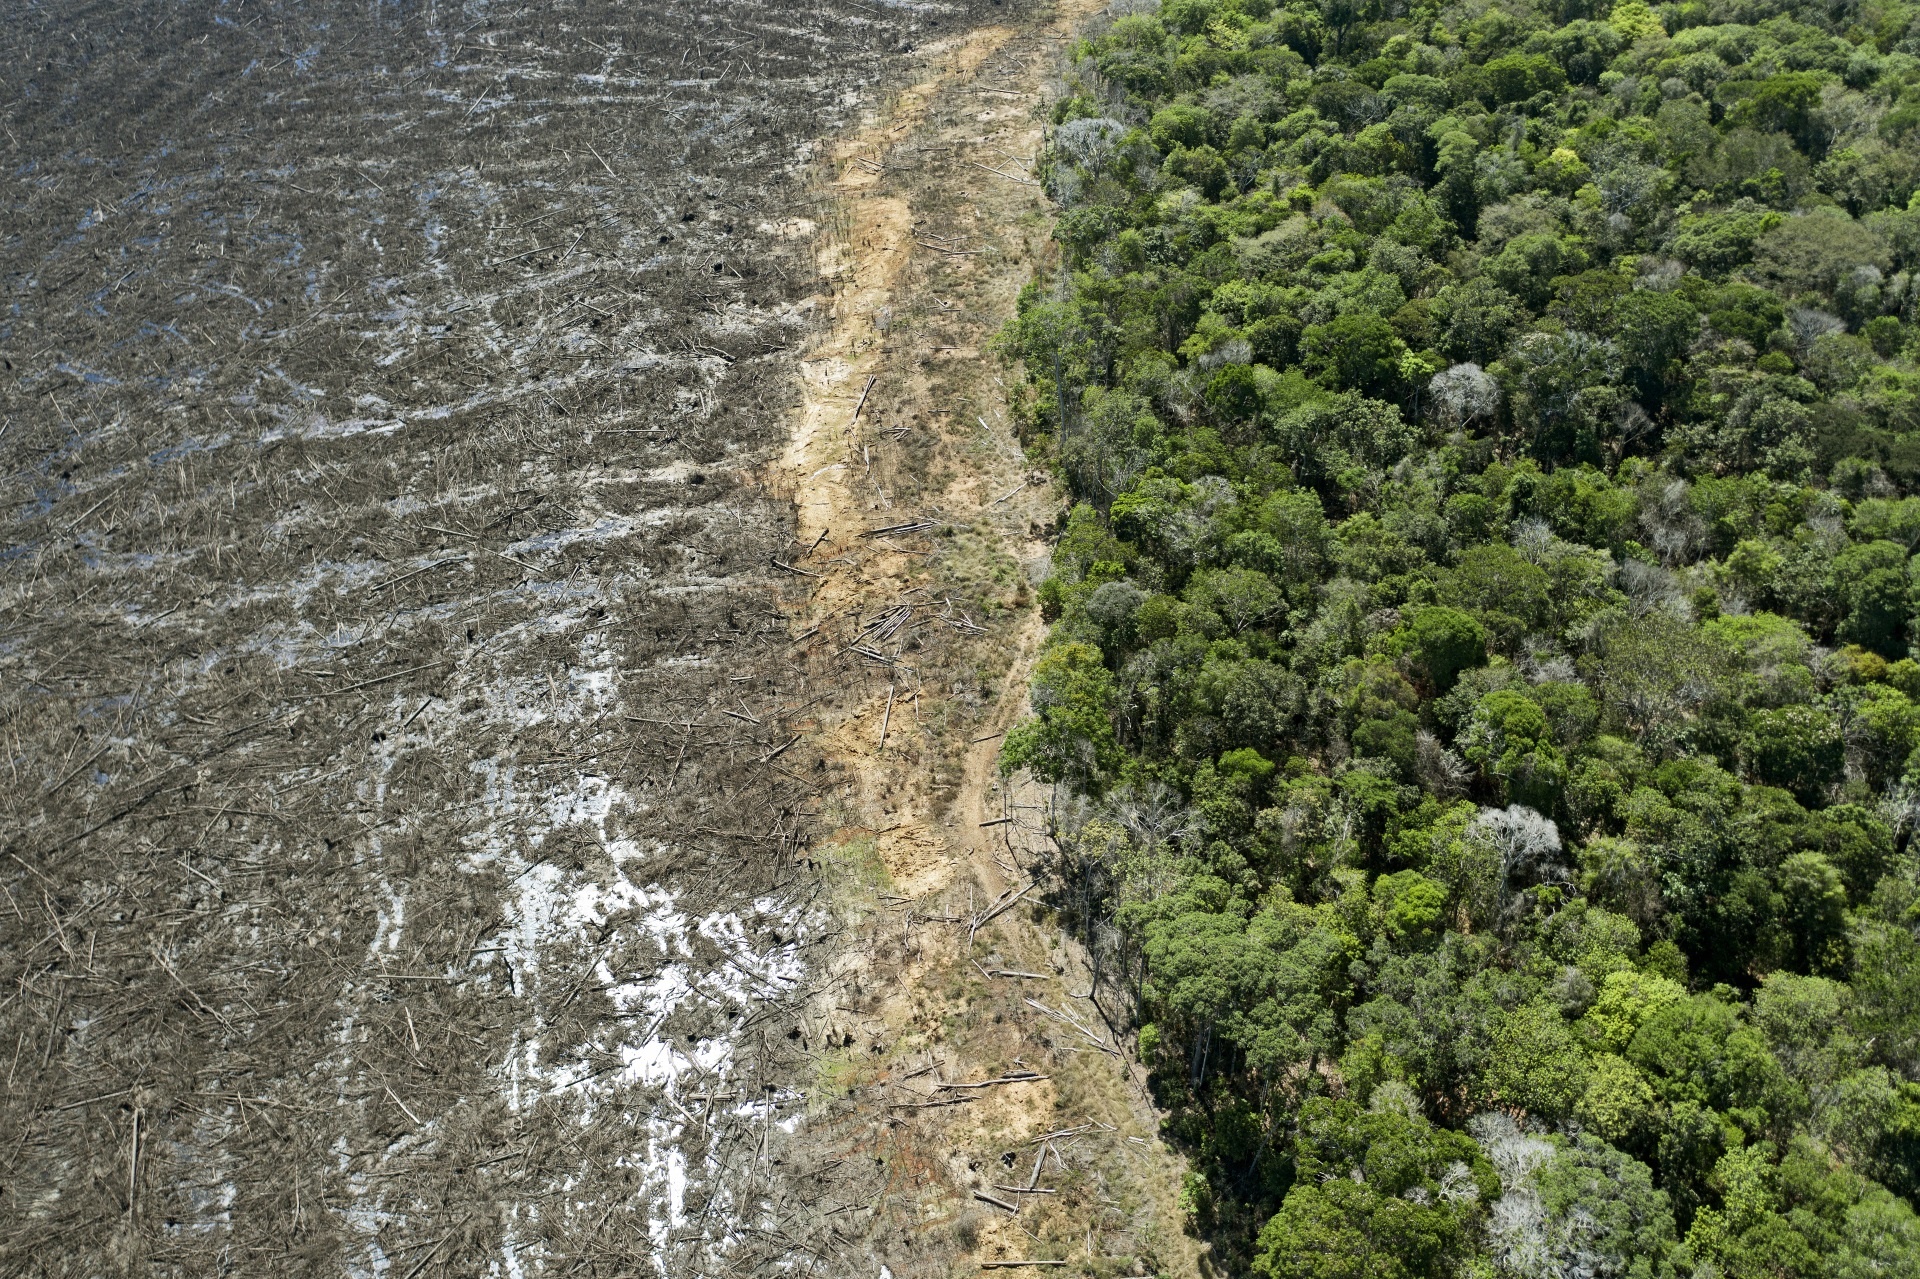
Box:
[967,882,1035,946]
[934,1071,1047,1091]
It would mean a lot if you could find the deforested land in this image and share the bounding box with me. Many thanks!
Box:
[0,0,1067,1273]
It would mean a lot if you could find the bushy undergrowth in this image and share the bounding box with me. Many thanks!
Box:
[1002,0,1920,1271]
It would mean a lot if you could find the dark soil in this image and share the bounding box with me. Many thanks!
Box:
[0,0,1000,1273]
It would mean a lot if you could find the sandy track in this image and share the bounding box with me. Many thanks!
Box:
[766,6,1208,1273]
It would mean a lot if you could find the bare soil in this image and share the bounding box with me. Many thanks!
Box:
[758,9,1208,1275]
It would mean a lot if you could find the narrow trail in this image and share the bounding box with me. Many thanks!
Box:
[780,22,1012,553]
[768,5,1208,1274]
[777,19,1031,904]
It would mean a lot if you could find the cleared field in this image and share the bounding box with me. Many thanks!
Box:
[0,0,997,1273]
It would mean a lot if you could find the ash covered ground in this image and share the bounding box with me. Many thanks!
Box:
[0,0,995,1271]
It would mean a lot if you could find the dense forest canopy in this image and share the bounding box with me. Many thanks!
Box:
[1001,0,1920,1271]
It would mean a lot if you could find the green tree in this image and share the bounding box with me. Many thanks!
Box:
[1387,606,1490,694]
[1586,615,1737,756]
[1854,864,1920,1078]
[1252,1099,1496,1279]
[1167,145,1233,199]
[1612,289,1699,412]
[1724,73,1831,155]
[1487,233,1589,311]
[1001,642,1121,788]
[1543,19,1626,85]
[1149,101,1214,151]
[1582,969,1689,1053]
[1705,281,1787,346]
[1374,870,1447,945]
[1671,203,1786,275]
[1742,705,1843,806]
[1436,276,1529,365]
[1774,851,1849,976]
[1750,208,1892,300]
[1445,543,1552,649]
[1205,362,1264,426]
[1626,993,1791,1119]
[1833,538,1909,655]
[1272,393,1419,498]
[1462,689,1569,812]
[1136,890,1358,1088]
[1501,330,1621,465]
[1676,1144,1822,1279]
[1239,488,1333,585]
[1538,1136,1678,1277]
[1578,1053,1663,1148]
[1186,566,1286,634]
[1486,999,1590,1122]
[1480,53,1567,104]
[1302,313,1410,400]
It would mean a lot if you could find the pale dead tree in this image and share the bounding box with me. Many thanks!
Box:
[1472,1113,1672,1279]
[1415,730,1471,797]
[1429,362,1502,433]
[1469,804,1572,924]
[1597,161,1665,221]
[1438,1161,1483,1206]
[1616,557,1686,619]
[1610,400,1655,463]
[1113,780,1193,854]
[1819,79,1881,146]
[1369,1080,1424,1119]
[1470,804,1563,877]
[1053,116,1129,176]
[1521,650,1578,684]
[1632,256,1684,291]
[1472,1114,1558,1279]
[1847,262,1885,295]
[1880,776,1920,853]
[1637,477,1705,566]
[1195,336,1253,371]
[1788,305,1847,354]
[1511,517,1556,564]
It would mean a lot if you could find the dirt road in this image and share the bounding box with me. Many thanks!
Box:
[764,7,1207,1273]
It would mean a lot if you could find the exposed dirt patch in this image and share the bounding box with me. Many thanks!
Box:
[762,8,1208,1275]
